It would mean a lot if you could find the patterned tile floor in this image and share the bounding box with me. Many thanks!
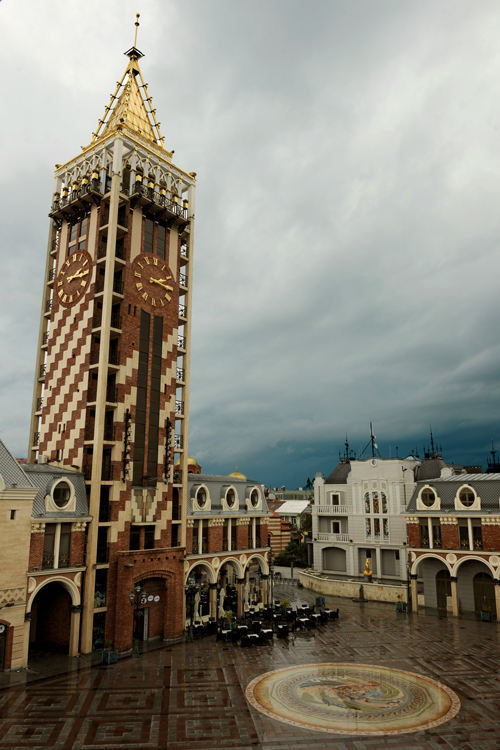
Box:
[1,583,500,749]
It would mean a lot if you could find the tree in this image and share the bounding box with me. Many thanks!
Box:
[305,477,313,490]
[273,539,308,567]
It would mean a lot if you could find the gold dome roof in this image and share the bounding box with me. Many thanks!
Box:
[228,466,247,480]
[175,456,199,466]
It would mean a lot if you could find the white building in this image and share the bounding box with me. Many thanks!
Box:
[312,457,417,581]
[275,500,310,529]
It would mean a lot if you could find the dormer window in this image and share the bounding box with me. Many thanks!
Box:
[459,488,474,508]
[53,481,71,509]
[250,489,259,508]
[196,488,207,509]
[226,489,235,508]
[421,488,436,508]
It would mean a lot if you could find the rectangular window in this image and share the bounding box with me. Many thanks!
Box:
[157,224,166,260]
[365,519,372,540]
[10,510,15,520]
[59,523,71,567]
[472,524,483,550]
[420,523,430,548]
[43,524,56,569]
[70,223,78,242]
[383,518,389,540]
[459,525,469,549]
[144,525,155,550]
[80,216,88,237]
[432,522,442,548]
[331,494,340,506]
[130,527,141,551]
[332,521,340,534]
[78,239,86,251]
[374,518,381,540]
[144,217,154,253]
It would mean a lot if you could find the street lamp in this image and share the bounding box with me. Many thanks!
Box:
[184,576,199,643]
[270,564,275,608]
[129,581,147,657]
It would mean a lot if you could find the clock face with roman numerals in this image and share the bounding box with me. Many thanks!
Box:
[131,254,175,309]
[56,251,93,307]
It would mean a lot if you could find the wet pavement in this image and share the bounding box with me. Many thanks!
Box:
[1,582,500,749]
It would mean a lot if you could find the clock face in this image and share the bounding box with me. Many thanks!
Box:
[56,251,93,307]
[132,254,175,308]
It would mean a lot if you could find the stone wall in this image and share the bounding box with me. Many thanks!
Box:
[299,570,408,603]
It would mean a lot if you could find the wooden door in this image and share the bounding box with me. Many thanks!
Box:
[473,572,496,618]
[436,570,451,610]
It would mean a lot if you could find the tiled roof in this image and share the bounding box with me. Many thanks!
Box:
[324,462,351,484]
[186,474,270,516]
[406,475,500,513]
[23,464,90,518]
[0,440,34,489]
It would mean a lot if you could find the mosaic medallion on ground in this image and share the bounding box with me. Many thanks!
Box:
[245,663,461,736]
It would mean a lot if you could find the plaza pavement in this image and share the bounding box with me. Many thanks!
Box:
[0,582,499,749]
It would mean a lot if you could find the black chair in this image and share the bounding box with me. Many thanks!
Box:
[277,623,289,638]
[332,608,340,620]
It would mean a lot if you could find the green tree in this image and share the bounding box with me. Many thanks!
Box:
[273,539,308,567]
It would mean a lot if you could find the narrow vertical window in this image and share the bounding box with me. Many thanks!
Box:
[157,224,166,260]
[144,218,154,253]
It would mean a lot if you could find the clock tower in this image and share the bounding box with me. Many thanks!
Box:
[28,21,195,653]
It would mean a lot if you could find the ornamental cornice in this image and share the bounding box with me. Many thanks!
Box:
[439,516,458,525]
[71,521,87,532]
[406,517,419,524]
[186,518,195,528]
[208,518,225,527]
[236,517,251,526]
[482,517,500,526]
[259,516,269,524]
[31,522,46,534]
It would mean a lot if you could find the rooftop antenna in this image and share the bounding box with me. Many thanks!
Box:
[396,445,399,458]
[430,426,435,455]
[134,12,140,47]
[360,421,382,459]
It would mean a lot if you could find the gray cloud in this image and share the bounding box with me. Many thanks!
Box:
[1,0,500,485]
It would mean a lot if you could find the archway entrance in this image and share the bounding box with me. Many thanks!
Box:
[436,570,451,612]
[245,557,267,610]
[29,582,72,654]
[473,572,496,619]
[134,577,168,642]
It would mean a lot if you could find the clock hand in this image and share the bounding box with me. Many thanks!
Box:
[67,269,89,282]
[150,277,173,291]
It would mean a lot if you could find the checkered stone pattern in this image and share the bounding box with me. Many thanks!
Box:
[39,279,94,468]
[2,584,500,749]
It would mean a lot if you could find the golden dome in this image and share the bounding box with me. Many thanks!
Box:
[228,466,247,480]
[175,456,199,466]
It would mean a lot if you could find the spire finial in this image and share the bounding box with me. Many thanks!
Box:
[134,13,140,47]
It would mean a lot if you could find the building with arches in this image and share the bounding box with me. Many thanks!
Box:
[405,474,500,619]
[184,469,271,620]
[312,457,417,581]
[0,439,90,670]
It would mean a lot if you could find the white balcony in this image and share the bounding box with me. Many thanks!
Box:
[317,533,350,543]
[315,505,352,515]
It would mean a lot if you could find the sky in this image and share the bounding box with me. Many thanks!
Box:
[1,0,500,488]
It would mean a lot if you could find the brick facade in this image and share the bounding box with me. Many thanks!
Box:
[208,523,223,554]
[482,522,500,551]
[236,523,249,551]
[29,533,45,570]
[407,523,420,548]
[441,522,459,550]
[70,530,85,566]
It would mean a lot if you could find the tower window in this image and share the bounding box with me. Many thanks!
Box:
[10,510,16,520]
[80,216,88,237]
[144,218,154,253]
[157,224,166,260]
[70,223,78,242]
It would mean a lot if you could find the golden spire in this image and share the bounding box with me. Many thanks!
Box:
[90,14,165,149]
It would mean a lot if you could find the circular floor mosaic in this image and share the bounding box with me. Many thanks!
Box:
[245,663,460,736]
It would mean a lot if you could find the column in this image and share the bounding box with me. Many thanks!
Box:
[428,518,433,549]
[450,576,459,617]
[198,520,203,555]
[227,519,232,551]
[410,574,418,613]
[467,518,473,551]
[236,578,244,618]
[208,583,217,620]
[252,518,256,549]
[261,574,269,606]
[494,580,500,621]
[375,547,381,577]
[53,523,62,569]
[70,605,82,656]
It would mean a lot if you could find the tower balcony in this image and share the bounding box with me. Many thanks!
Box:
[129,183,188,225]
[178,303,187,322]
[175,400,184,416]
[176,367,185,384]
[97,244,126,267]
[50,180,103,219]
[317,533,350,543]
[179,272,188,290]
[177,335,186,352]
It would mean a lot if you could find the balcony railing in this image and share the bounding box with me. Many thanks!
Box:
[222,539,228,551]
[177,335,186,350]
[42,554,54,570]
[48,268,56,282]
[53,179,102,212]
[178,304,187,318]
[201,540,208,554]
[176,367,185,382]
[51,239,58,253]
[173,469,182,484]
[45,299,52,314]
[317,533,350,543]
[175,400,184,415]
[42,331,49,345]
[316,505,353,515]
[108,349,120,366]
[33,432,40,447]
[39,364,46,379]
[180,244,188,259]
[87,385,118,403]
[130,182,189,220]
[99,505,111,522]
[97,244,125,261]
[36,397,43,411]
[174,434,183,449]
[96,547,109,564]
[111,312,122,329]
[179,272,187,287]
[101,464,114,481]
[95,278,124,295]
[58,553,70,568]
